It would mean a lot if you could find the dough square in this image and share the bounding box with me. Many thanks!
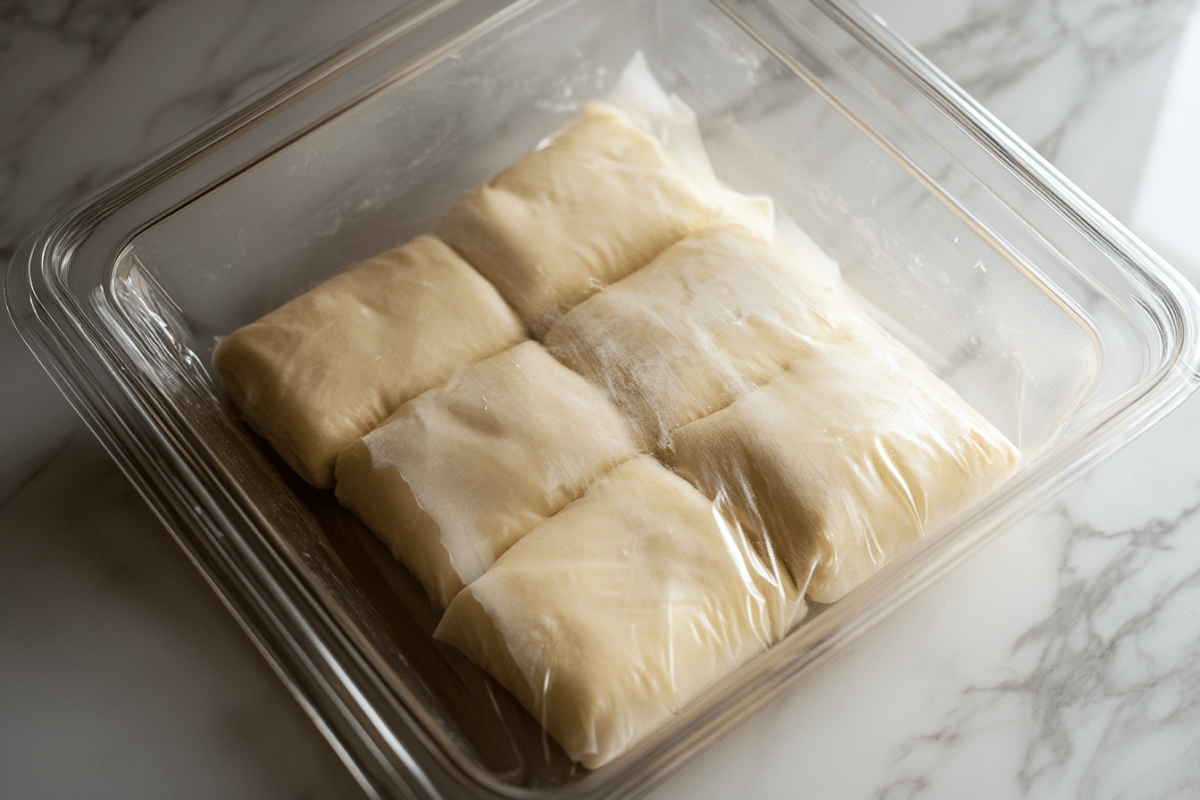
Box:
[434,455,804,769]
[545,222,855,450]
[670,321,1021,604]
[214,235,525,488]
[436,102,718,337]
[334,341,645,610]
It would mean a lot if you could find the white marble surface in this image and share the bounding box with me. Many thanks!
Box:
[3,0,1200,798]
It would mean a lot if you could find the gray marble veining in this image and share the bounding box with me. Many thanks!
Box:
[867,0,1197,217]
[877,502,1200,799]
[0,0,398,254]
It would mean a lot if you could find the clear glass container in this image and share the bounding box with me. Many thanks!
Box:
[9,0,1200,797]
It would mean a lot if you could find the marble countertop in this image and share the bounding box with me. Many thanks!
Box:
[4,0,1200,797]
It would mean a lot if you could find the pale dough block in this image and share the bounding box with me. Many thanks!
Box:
[436,102,718,337]
[214,235,525,489]
[670,321,1021,604]
[434,455,804,769]
[334,341,644,610]
[545,223,856,449]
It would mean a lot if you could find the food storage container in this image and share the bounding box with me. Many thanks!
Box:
[9,0,1200,797]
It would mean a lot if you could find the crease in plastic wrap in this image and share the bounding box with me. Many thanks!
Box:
[212,52,1020,770]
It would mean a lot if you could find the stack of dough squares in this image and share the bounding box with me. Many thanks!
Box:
[216,83,1020,772]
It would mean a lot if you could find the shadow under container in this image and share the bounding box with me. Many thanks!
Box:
[9,0,1200,798]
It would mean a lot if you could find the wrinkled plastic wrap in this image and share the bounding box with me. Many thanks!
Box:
[434,455,801,769]
[670,317,1021,604]
[213,53,1020,770]
[545,222,852,449]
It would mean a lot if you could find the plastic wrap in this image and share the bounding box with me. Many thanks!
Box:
[545,221,853,449]
[671,317,1022,603]
[334,340,644,610]
[434,455,802,769]
[212,235,524,488]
